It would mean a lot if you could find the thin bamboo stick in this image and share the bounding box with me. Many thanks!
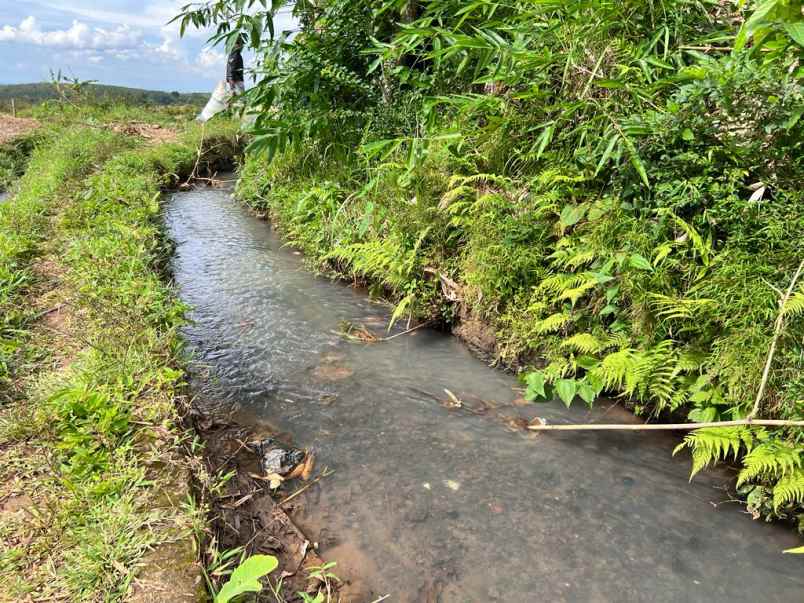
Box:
[527,419,804,431]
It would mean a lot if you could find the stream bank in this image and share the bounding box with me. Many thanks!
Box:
[0,116,241,601]
[166,182,804,602]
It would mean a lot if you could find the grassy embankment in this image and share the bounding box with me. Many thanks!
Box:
[0,108,238,600]
[229,0,804,533]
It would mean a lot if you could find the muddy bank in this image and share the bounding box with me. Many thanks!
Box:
[188,407,355,600]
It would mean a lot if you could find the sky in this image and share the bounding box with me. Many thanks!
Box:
[0,1,297,92]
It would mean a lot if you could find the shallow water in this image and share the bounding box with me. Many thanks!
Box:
[165,184,803,602]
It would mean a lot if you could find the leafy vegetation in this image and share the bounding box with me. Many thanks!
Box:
[0,107,239,599]
[179,0,804,531]
[214,554,278,603]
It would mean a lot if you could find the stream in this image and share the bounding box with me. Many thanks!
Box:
[165,183,803,602]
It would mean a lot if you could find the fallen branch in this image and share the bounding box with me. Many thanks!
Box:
[182,121,206,187]
[376,320,435,342]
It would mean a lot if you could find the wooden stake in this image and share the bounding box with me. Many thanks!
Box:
[11,98,16,118]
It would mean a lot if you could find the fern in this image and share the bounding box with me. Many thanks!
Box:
[593,348,635,391]
[773,469,804,510]
[737,442,803,486]
[672,214,712,267]
[327,237,416,289]
[561,333,604,354]
[534,312,571,334]
[650,293,716,321]
[782,289,804,319]
[548,246,597,270]
[538,273,587,296]
[558,276,598,306]
[674,427,755,478]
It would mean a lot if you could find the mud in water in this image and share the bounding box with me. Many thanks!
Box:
[165,184,804,602]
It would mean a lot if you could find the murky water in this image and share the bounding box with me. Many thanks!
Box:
[166,184,803,602]
[0,191,9,204]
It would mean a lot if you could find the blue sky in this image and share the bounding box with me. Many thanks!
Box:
[0,1,297,92]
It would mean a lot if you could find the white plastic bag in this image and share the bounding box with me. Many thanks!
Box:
[197,80,243,122]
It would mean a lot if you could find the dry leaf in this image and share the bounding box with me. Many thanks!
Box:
[301,453,316,481]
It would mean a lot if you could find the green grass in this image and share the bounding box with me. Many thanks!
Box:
[0,109,240,600]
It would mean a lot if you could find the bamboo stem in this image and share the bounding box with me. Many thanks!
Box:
[527,419,804,431]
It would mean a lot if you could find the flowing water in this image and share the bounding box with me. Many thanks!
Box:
[165,183,803,602]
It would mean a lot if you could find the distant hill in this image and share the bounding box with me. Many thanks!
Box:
[0,83,208,110]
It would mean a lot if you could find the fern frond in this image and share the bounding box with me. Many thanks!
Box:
[738,442,803,486]
[773,469,804,510]
[561,333,603,354]
[676,349,707,372]
[674,427,754,478]
[548,247,597,270]
[602,332,630,350]
[593,348,635,391]
[438,184,473,209]
[782,290,804,319]
[672,215,712,266]
[649,293,716,321]
[534,312,571,334]
[538,273,587,295]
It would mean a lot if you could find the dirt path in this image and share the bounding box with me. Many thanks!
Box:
[0,115,39,144]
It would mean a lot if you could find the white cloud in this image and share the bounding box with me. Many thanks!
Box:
[0,16,141,50]
[38,1,211,38]
[196,47,224,69]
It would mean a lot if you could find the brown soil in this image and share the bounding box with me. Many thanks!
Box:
[190,411,350,601]
[110,122,177,143]
[452,312,498,359]
[0,115,39,144]
[129,541,204,603]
